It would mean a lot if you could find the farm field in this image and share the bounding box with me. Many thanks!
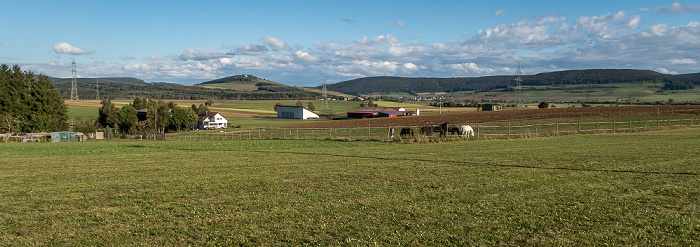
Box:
[1,128,699,245]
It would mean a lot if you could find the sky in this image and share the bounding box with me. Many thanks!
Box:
[1,0,700,87]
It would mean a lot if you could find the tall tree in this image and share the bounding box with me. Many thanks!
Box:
[118,104,138,133]
[133,96,147,110]
[0,64,68,132]
[98,99,119,128]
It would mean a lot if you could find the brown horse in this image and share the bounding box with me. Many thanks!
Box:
[400,128,413,138]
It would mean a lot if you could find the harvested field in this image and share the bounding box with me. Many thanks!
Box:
[281,105,700,129]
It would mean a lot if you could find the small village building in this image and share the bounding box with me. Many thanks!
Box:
[198,111,229,129]
[276,105,319,119]
[482,103,503,111]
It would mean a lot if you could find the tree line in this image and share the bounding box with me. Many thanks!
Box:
[325,69,700,95]
[0,65,68,134]
[78,97,211,138]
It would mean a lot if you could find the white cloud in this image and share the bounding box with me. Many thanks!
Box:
[52,42,94,55]
[177,48,230,61]
[234,44,268,56]
[641,2,700,14]
[389,20,405,26]
[341,18,354,24]
[263,36,290,50]
[657,68,679,74]
[493,10,507,17]
[671,58,697,64]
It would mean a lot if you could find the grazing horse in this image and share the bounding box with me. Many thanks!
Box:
[459,125,475,137]
[438,122,449,138]
[400,128,413,138]
[420,126,432,136]
[448,126,460,136]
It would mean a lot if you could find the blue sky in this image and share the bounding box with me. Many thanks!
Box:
[1,1,699,86]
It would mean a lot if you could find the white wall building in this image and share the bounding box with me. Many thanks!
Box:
[198,111,228,129]
[276,106,319,119]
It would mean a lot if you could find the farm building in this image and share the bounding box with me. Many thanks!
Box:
[347,107,406,119]
[198,111,229,129]
[378,111,404,117]
[347,111,379,119]
[276,105,319,119]
[482,103,503,111]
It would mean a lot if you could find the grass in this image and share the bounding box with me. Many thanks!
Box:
[67,106,98,121]
[1,128,699,245]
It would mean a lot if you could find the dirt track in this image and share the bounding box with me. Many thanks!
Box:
[279,105,700,129]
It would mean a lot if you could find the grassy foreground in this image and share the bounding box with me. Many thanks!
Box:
[1,129,699,245]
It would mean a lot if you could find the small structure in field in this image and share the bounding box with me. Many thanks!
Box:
[347,107,406,119]
[276,105,319,119]
[482,103,503,111]
[198,111,229,129]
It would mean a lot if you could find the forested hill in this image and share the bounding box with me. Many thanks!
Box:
[324,69,700,95]
[50,76,327,100]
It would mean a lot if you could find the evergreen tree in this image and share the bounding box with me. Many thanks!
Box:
[307,102,316,111]
[0,64,68,132]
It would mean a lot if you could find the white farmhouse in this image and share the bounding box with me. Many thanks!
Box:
[276,105,319,119]
[198,111,228,129]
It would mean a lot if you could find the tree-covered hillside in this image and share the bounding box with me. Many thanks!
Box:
[324,69,700,95]
[50,76,329,100]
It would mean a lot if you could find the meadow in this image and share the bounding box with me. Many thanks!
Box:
[1,128,698,245]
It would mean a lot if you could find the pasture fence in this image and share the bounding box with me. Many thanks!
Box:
[172,117,698,142]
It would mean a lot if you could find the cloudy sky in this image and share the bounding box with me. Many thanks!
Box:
[1,1,699,86]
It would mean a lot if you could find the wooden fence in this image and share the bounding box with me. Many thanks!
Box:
[172,118,698,142]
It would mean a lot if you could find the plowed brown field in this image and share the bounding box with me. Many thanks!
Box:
[281,105,700,129]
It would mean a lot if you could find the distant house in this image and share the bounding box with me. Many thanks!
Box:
[482,103,503,111]
[198,111,228,129]
[276,105,319,119]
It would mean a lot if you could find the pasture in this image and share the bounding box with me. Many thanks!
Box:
[1,128,698,245]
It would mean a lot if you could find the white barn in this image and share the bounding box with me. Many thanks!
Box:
[198,111,228,129]
[276,106,319,119]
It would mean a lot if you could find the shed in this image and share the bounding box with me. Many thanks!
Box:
[482,103,503,111]
[51,131,77,142]
[276,105,319,119]
[378,111,404,117]
[347,111,378,119]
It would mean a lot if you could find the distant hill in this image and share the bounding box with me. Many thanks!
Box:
[196,74,307,93]
[324,69,700,95]
[50,76,331,100]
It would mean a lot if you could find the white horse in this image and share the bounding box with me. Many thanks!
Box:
[459,125,474,138]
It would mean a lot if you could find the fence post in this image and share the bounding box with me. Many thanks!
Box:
[556,122,559,134]
[330,127,333,139]
[629,120,632,132]
[578,122,581,133]
[508,122,511,139]
[368,124,371,139]
[296,128,299,139]
[477,124,480,138]
[596,122,599,132]
[613,121,616,133]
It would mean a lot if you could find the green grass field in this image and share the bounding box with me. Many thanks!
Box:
[67,106,98,121]
[1,128,698,245]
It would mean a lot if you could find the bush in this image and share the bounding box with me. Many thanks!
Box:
[538,102,549,109]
